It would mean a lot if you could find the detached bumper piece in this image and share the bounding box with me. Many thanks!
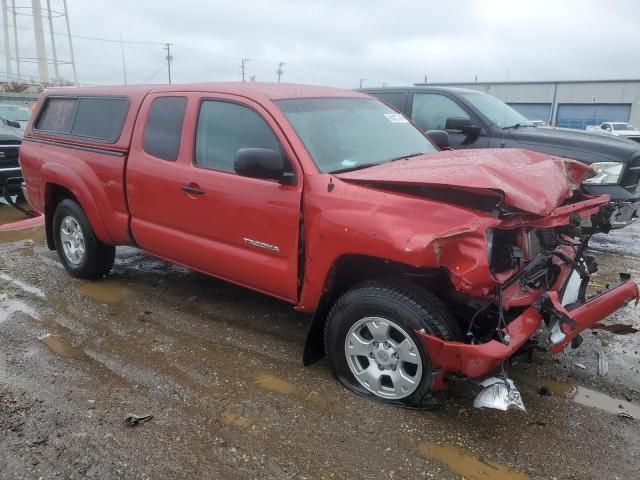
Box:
[416,277,638,390]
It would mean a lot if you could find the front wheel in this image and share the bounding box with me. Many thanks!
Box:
[324,279,461,408]
[53,199,115,279]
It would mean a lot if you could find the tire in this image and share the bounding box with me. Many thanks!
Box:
[324,278,461,409]
[52,199,115,279]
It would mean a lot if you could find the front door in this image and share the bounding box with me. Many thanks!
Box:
[127,92,303,303]
[410,92,490,149]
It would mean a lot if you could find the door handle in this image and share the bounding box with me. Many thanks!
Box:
[181,184,204,196]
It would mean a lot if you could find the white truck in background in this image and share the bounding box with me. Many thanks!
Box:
[586,122,640,143]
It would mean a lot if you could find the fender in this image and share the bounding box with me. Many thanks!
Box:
[41,162,115,245]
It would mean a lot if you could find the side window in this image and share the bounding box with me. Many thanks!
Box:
[195,100,281,173]
[35,97,78,133]
[411,93,470,131]
[373,92,408,113]
[72,98,129,141]
[35,96,129,142]
[143,97,187,161]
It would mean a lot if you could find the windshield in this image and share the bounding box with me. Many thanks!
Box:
[0,106,31,122]
[459,92,530,128]
[612,123,632,131]
[276,98,436,173]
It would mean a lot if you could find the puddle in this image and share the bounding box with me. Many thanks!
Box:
[255,372,329,409]
[18,245,35,257]
[0,201,31,226]
[78,280,126,304]
[417,441,528,480]
[40,334,87,359]
[222,411,253,429]
[512,371,640,418]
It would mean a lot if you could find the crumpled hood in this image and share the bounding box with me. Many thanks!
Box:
[336,148,589,216]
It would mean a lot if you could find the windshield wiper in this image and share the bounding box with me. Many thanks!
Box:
[387,152,425,162]
[330,162,383,174]
[502,123,531,130]
[330,153,425,174]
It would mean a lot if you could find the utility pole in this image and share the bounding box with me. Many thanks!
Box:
[120,31,128,84]
[276,62,285,83]
[164,43,173,84]
[11,0,20,79]
[2,0,11,82]
[424,75,427,83]
[46,0,59,83]
[359,78,366,88]
[31,0,49,83]
[240,58,249,82]
[62,0,77,85]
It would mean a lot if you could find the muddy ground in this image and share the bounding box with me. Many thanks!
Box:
[1,200,639,480]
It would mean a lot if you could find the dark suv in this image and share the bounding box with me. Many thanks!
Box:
[363,87,640,228]
[0,122,22,198]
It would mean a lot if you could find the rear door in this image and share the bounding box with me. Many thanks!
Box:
[127,92,303,303]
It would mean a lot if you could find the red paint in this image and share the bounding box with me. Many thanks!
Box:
[337,148,590,216]
[546,281,639,353]
[417,280,639,388]
[0,215,43,231]
[18,82,638,381]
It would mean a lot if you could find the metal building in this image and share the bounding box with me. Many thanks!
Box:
[414,79,640,130]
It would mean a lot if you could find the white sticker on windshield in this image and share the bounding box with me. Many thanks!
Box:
[384,113,409,123]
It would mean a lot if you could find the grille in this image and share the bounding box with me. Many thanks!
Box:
[0,144,20,170]
[620,157,640,193]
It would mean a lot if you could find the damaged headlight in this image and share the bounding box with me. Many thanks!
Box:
[583,162,624,185]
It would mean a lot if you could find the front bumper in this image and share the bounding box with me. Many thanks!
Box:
[0,166,23,196]
[417,278,638,389]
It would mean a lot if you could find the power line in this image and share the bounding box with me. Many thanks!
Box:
[0,21,164,45]
[142,64,166,83]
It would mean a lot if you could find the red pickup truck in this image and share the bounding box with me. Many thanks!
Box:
[19,83,638,409]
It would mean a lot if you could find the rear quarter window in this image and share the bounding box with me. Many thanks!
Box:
[143,97,187,161]
[35,96,129,142]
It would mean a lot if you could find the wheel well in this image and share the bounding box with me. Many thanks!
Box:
[44,184,78,250]
[302,255,450,365]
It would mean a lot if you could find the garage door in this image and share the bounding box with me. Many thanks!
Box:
[508,103,552,122]
[556,104,631,130]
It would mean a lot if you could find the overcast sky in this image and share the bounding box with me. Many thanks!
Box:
[4,0,640,87]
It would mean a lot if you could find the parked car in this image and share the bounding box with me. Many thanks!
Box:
[20,83,638,409]
[0,103,32,130]
[0,120,23,198]
[586,122,640,143]
[363,87,640,228]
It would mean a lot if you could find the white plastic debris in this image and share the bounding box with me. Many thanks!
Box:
[474,376,526,412]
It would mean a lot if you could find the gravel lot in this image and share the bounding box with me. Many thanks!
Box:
[1,200,639,480]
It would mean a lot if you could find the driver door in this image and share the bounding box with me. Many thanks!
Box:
[410,93,489,148]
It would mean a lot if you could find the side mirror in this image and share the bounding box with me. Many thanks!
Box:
[445,117,481,136]
[425,130,450,149]
[234,148,293,184]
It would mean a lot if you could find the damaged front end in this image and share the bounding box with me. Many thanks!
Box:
[415,200,639,408]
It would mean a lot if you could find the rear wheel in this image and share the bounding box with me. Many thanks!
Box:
[53,199,115,279]
[324,279,461,408]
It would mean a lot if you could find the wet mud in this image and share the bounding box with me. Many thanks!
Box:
[1,202,640,479]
